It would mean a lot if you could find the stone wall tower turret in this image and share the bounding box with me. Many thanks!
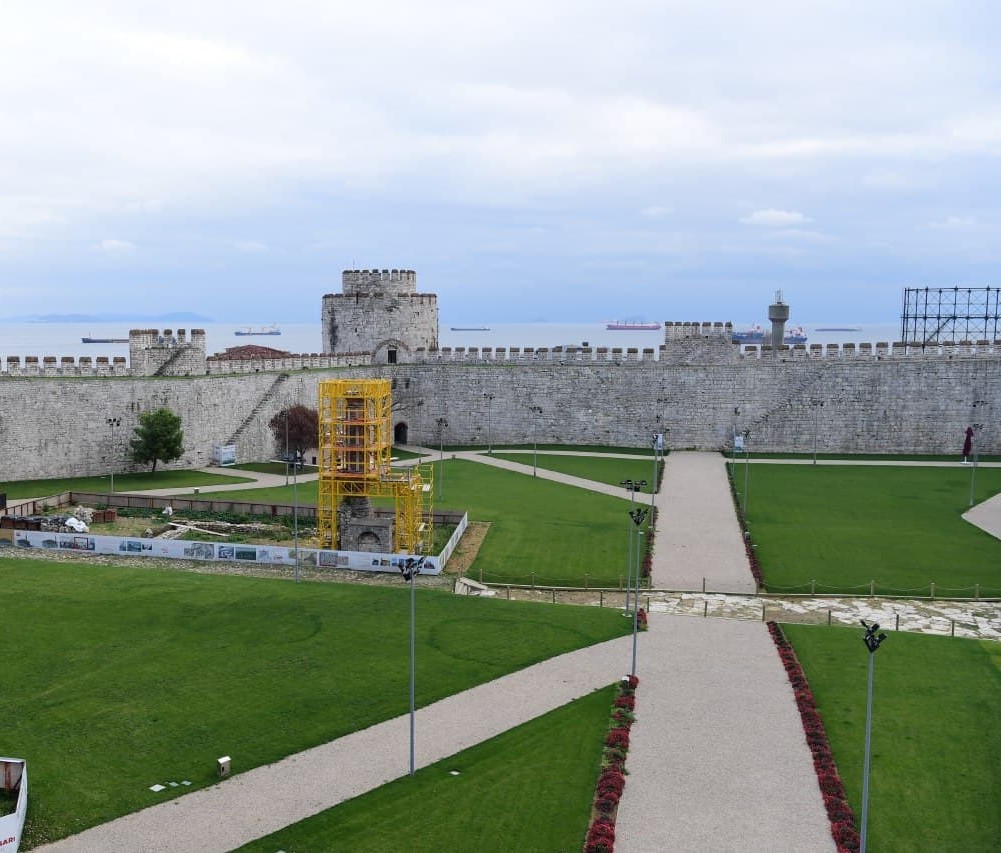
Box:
[321,269,438,364]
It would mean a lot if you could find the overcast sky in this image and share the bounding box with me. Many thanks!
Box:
[1,1,998,324]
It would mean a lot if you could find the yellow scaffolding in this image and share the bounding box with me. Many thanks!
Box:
[317,378,433,553]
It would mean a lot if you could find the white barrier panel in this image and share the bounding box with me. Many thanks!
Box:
[11,530,441,575]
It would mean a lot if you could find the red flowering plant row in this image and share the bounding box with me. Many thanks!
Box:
[583,674,639,853]
[724,461,764,587]
[767,622,861,853]
[640,507,656,580]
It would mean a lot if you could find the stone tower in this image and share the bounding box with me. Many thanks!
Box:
[768,290,790,350]
[321,269,438,364]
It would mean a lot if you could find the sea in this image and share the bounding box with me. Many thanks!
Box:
[0,320,905,361]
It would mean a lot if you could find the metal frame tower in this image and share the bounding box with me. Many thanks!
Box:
[901,287,1000,345]
[317,378,433,554]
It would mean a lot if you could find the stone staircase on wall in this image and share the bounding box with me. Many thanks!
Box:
[152,346,196,377]
[226,373,291,447]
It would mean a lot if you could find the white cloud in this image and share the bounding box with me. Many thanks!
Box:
[640,206,673,218]
[763,229,831,243]
[927,216,976,230]
[740,209,812,227]
[234,241,268,253]
[97,239,136,252]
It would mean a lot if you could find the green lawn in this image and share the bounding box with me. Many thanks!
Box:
[784,625,1001,852]
[438,460,643,586]
[1,560,629,848]
[443,443,653,454]
[238,686,615,853]
[741,464,1001,596]
[491,451,661,489]
[0,469,255,500]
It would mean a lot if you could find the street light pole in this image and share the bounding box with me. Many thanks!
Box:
[436,418,448,499]
[860,620,888,853]
[529,406,542,476]
[400,556,424,776]
[293,449,300,583]
[485,393,495,455]
[812,399,824,465]
[106,417,121,502]
[620,479,646,614]
[629,507,649,676]
[969,422,984,508]
[742,429,751,515]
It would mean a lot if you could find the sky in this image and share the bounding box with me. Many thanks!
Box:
[0,0,998,324]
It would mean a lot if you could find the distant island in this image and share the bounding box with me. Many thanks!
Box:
[3,312,214,323]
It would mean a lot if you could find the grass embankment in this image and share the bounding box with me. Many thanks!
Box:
[238,686,616,853]
[0,560,629,847]
[785,625,1001,852]
[741,464,1001,595]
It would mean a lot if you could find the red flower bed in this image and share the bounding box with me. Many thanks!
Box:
[768,622,860,853]
[583,676,640,852]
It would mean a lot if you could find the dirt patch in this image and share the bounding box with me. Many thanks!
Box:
[446,521,491,577]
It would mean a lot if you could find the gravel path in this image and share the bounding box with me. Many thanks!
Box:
[615,617,834,852]
[655,451,757,594]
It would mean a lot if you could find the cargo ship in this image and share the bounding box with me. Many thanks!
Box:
[606,321,661,331]
[0,757,27,853]
[235,324,281,336]
[81,336,128,343]
[732,324,808,344]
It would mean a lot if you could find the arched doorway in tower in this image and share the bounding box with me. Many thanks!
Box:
[394,422,408,445]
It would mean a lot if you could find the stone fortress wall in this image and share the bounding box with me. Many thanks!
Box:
[0,269,997,481]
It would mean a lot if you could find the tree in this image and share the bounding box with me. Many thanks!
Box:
[131,408,184,473]
[269,405,318,465]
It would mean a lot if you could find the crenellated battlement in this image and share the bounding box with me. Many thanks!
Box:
[663,321,734,341]
[3,355,129,376]
[738,339,1001,359]
[341,268,418,296]
[205,351,372,374]
[404,337,1001,363]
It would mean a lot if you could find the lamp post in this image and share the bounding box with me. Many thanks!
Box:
[484,393,495,455]
[281,408,300,582]
[969,422,984,508]
[731,408,740,470]
[629,506,649,676]
[619,479,646,614]
[811,399,824,465]
[860,620,888,853]
[105,417,121,502]
[529,406,543,476]
[400,556,425,776]
[284,410,290,486]
[742,429,751,515]
[292,448,300,583]
[436,417,448,499]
